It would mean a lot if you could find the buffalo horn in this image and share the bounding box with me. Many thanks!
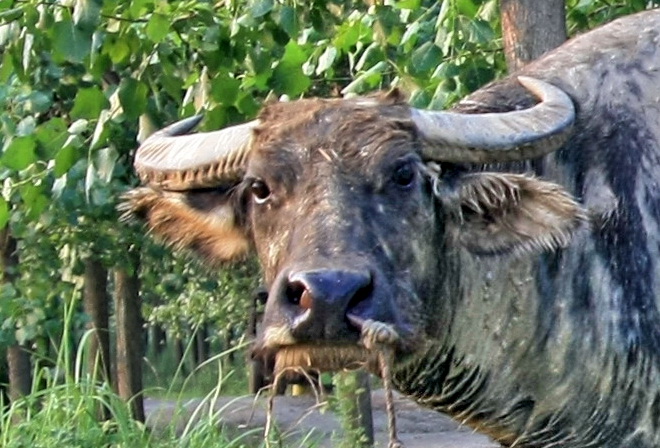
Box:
[134,115,258,190]
[414,76,575,163]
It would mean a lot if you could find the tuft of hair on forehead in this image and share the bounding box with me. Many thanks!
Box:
[251,88,416,160]
[254,89,408,130]
[257,88,408,120]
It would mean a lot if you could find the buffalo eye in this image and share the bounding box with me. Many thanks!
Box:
[250,179,271,204]
[391,162,416,188]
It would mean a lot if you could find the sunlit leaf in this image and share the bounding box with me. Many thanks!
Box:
[270,41,311,96]
[395,0,421,9]
[341,60,388,95]
[94,146,118,182]
[24,91,52,114]
[334,21,362,52]
[54,135,83,177]
[146,13,170,42]
[73,0,102,32]
[16,116,36,136]
[456,0,479,18]
[68,119,89,135]
[316,46,337,75]
[107,38,131,64]
[0,197,9,229]
[251,0,274,18]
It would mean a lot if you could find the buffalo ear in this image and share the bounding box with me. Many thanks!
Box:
[441,172,586,256]
[120,187,250,264]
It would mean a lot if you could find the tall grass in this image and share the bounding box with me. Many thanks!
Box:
[0,297,334,448]
[0,284,268,448]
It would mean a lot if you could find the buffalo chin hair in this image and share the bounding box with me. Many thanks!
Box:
[274,344,371,374]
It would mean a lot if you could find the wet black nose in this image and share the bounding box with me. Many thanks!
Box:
[286,269,372,340]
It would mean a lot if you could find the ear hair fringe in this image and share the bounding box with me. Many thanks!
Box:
[427,170,588,257]
[118,187,251,266]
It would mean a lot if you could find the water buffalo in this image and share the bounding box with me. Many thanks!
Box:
[124,10,660,448]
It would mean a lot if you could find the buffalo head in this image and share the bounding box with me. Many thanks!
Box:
[125,76,584,374]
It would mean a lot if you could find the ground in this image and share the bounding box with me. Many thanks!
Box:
[146,389,500,448]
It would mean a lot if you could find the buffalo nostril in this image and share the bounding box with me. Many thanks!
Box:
[285,281,316,309]
[286,281,305,306]
[346,282,374,314]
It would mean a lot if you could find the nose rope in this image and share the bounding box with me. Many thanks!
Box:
[356,318,405,448]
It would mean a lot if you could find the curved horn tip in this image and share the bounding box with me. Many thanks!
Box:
[415,75,575,163]
[516,76,569,102]
[159,114,204,137]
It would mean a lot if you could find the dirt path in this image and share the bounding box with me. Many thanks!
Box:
[146,390,499,447]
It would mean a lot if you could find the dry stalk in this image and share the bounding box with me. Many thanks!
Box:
[265,366,325,447]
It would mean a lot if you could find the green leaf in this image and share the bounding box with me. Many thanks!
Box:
[334,21,361,52]
[107,37,131,64]
[409,42,442,77]
[90,110,111,150]
[211,75,241,106]
[54,135,83,176]
[341,61,388,95]
[468,19,495,43]
[271,64,310,97]
[0,7,23,23]
[270,41,311,97]
[456,0,478,18]
[70,87,109,120]
[395,0,421,9]
[251,0,274,18]
[36,118,68,159]
[118,78,148,120]
[276,5,298,37]
[0,51,14,83]
[279,40,308,67]
[129,0,153,18]
[0,197,9,230]
[2,136,36,170]
[146,13,170,43]
[51,18,92,63]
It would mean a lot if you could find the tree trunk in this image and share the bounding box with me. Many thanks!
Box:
[114,253,144,422]
[194,324,209,366]
[149,323,167,356]
[224,329,235,364]
[1,228,32,402]
[83,257,111,384]
[6,344,31,401]
[173,335,187,375]
[500,0,567,72]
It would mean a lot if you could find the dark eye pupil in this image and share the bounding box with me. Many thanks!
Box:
[393,164,415,187]
[251,180,271,202]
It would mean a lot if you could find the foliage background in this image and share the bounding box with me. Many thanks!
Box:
[0,0,657,444]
